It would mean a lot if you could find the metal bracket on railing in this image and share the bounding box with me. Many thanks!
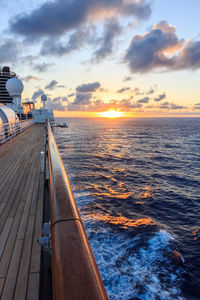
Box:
[44,133,47,146]
[40,151,45,173]
[37,222,51,254]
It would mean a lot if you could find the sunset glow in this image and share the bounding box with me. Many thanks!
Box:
[98,110,123,118]
[1,0,200,117]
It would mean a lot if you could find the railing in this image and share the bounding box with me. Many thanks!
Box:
[47,121,108,300]
[0,119,34,145]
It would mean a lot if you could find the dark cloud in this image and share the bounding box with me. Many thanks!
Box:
[124,21,183,73]
[177,40,200,70]
[99,88,106,92]
[41,28,90,56]
[137,96,149,104]
[146,87,155,95]
[34,62,52,72]
[154,92,166,102]
[32,88,44,102]
[193,104,200,110]
[0,39,19,63]
[45,95,68,110]
[46,99,66,111]
[68,93,76,97]
[52,96,68,102]
[22,75,40,82]
[125,20,200,73]
[73,93,92,105]
[123,76,133,82]
[133,87,143,95]
[45,80,58,90]
[76,81,101,93]
[94,18,122,62]
[159,102,185,110]
[171,103,185,110]
[10,0,151,39]
[117,87,130,93]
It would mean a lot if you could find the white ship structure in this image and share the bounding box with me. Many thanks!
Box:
[0,66,54,144]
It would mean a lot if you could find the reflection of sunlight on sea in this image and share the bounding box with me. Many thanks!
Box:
[82,212,156,230]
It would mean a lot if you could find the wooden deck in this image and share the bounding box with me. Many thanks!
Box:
[0,124,45,300]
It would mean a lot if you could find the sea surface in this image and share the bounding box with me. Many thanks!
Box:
[54,117,200,300]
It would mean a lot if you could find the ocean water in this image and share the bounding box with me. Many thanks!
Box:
[54,117,200,300]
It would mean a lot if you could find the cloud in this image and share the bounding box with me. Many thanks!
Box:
[123,76,133,82]
[32,88,44,102]
[154,92,166,102]
[137,96,149,104]
[177,40,200,70]
[94,18,122,62]
[73,93,92,105]
[76,81,101,93]
[170,103,185,110]
[99,88,108,92]
[45,96,68,110]
[34,62,52,72]
[68,93,76,97]
[124,21,183,73]
[10,0,151,39]
[46,98,67,111]
[159,101,170,109]
[117,87,130,93]
[41,27,91,56]
[124,20,200,73]
[158,102,185,110]
[45,80,58,90]
[52,96,68,102]
[0,39,19,63]
[146,87,155,95]
[193,103,200,110]
[22,75,40,82]
[67,97,144,112]
[133,87,143,95]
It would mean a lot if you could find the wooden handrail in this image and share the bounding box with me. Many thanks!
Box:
[47,122,108,300]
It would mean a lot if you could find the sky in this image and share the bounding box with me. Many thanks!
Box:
[1,0,200,117]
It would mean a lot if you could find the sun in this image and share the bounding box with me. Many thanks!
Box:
[99,109,123,118]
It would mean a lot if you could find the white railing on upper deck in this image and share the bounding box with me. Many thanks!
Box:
[0,119,34,145]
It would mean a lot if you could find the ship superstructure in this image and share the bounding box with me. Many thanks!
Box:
[0,66,55,136]
[0,66,16,104]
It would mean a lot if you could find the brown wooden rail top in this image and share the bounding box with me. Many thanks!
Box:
[47,122,108,300]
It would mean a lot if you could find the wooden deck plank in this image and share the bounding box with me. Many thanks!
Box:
[0,129,37,202]
[0,278,5,298]
[0,196,26,278]
[0,218,13,259]
[16,151,40,240]
[1,239,23,300]
[0,124,45,300]
[0,131,34,194]
[0,145,36,235]
[0,126,33,170]
[14,216,35,300]
[26,273,40,300]
[30,174,44,273]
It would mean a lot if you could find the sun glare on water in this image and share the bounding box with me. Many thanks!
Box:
[99,109,123,118]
